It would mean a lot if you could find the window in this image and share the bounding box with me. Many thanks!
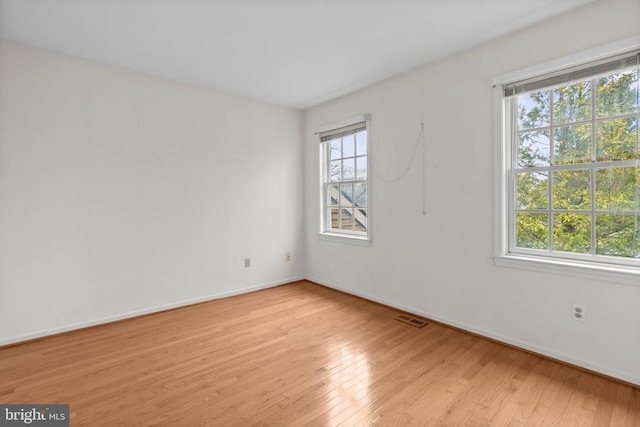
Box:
[494,40,640,281]
[316,115,371,243]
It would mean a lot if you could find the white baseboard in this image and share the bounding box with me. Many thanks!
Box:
[0,276,304,347]
[306,276,640,387]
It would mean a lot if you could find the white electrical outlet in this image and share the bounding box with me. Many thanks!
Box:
[572,303,585,322]
[245,258,250,268]
[286,252,291,262]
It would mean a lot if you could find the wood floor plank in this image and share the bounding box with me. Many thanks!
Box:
[338,328,481,426]
[490,358,562,424]
[0,280,638,426]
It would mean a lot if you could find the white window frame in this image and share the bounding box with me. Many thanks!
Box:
[492,36,640,286]
[314,114,372,245]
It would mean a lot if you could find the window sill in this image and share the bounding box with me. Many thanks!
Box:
[318,232,371,246]
[494,253,640,287]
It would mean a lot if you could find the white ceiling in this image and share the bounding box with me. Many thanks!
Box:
[0,0,595,109]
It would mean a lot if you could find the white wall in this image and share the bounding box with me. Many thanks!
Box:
[303,0,640,385]
[0,41,304,345]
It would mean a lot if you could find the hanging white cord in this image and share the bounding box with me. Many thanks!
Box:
[370,122,426,214]
[371,122,424,183]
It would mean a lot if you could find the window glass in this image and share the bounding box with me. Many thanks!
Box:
[506,52,640,266]
[320,122,369,239]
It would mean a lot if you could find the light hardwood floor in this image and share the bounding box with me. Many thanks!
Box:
[1,281,638,426]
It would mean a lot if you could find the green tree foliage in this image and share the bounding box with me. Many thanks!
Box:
[515,67,640,259]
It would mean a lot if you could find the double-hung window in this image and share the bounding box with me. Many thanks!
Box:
[494,40,640,281]
[316,115,371,243]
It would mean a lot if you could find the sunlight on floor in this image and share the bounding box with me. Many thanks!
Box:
[327,342,372,422]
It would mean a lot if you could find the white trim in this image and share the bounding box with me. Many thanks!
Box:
[0,276,303,347]
[495,254,640,286]
[307,276,640,387]
[312,114,371,135]
[317,232,372,246]
[491,35,640,87]
[493,85,509,259]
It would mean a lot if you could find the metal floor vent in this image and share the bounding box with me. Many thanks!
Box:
[395,314,428,328]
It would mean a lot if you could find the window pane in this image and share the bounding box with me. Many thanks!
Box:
[595,167,640,211]
[343,134,355,157]
[596,116,639,161]
[330,208,340,229]
[552,170,591,210]
[340,208,353,230]
[328,185,339,206]
[553,124,591,164]
[516,212,549,249]
[340,184,353,206]
[553,81,592,125]
[321,121,369,239]
[356,131,367,155]
[356,156,367,180]
[596,69,639,118]
[330,139,342,160]
[553,213,591,254]
[354,183,367,207]
[518,130,551,167]
[516,172,548,209]
[330,160,341,182]
[354,208,367,232]
[343,158,355,180]
[518,91,550,129]
[506,52,640,265]
[596,214,640,258]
